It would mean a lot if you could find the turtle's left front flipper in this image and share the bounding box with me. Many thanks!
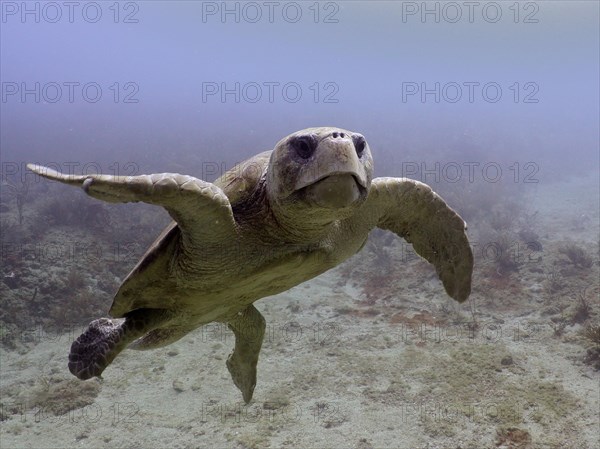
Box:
[362,177,473,303]
[27,164,236,243]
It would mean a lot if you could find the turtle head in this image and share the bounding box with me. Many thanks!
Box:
[267,127,373,224]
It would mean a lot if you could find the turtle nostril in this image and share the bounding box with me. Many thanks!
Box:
[340,132,345,138]
[332,132,339,138]
[353,135,366,157]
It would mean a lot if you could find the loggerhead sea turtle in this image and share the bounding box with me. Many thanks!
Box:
[27,127,473,403]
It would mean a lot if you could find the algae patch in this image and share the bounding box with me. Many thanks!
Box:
[398,342,580,443]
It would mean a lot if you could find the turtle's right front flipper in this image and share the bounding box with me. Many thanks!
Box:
[27,164,225,206]
[27,164,237,243]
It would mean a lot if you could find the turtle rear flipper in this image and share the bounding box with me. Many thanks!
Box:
[69,318,126,379]
[226,305,266,404]
[69,309,172,380]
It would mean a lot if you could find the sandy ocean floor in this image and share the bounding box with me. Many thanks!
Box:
[1,174,599,449]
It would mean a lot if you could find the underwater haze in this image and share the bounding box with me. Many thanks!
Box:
[1,2,599,449]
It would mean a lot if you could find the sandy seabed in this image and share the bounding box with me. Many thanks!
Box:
[1,174,599,449]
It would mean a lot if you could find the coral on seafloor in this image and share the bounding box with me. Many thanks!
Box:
[1,176,31,225]
[558,242,594,269]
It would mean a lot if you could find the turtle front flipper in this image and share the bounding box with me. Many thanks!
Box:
[69,309,172,380]
[26,164,237,243]
[360,177,473,303]
[226,305,266,404]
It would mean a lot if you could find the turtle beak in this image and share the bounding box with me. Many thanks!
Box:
[303,173,364,209]
[293,134,371,208]
[294,135,369,191]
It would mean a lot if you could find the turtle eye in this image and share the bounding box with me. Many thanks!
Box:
[290,135,317,159]
[353,135,366,157]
